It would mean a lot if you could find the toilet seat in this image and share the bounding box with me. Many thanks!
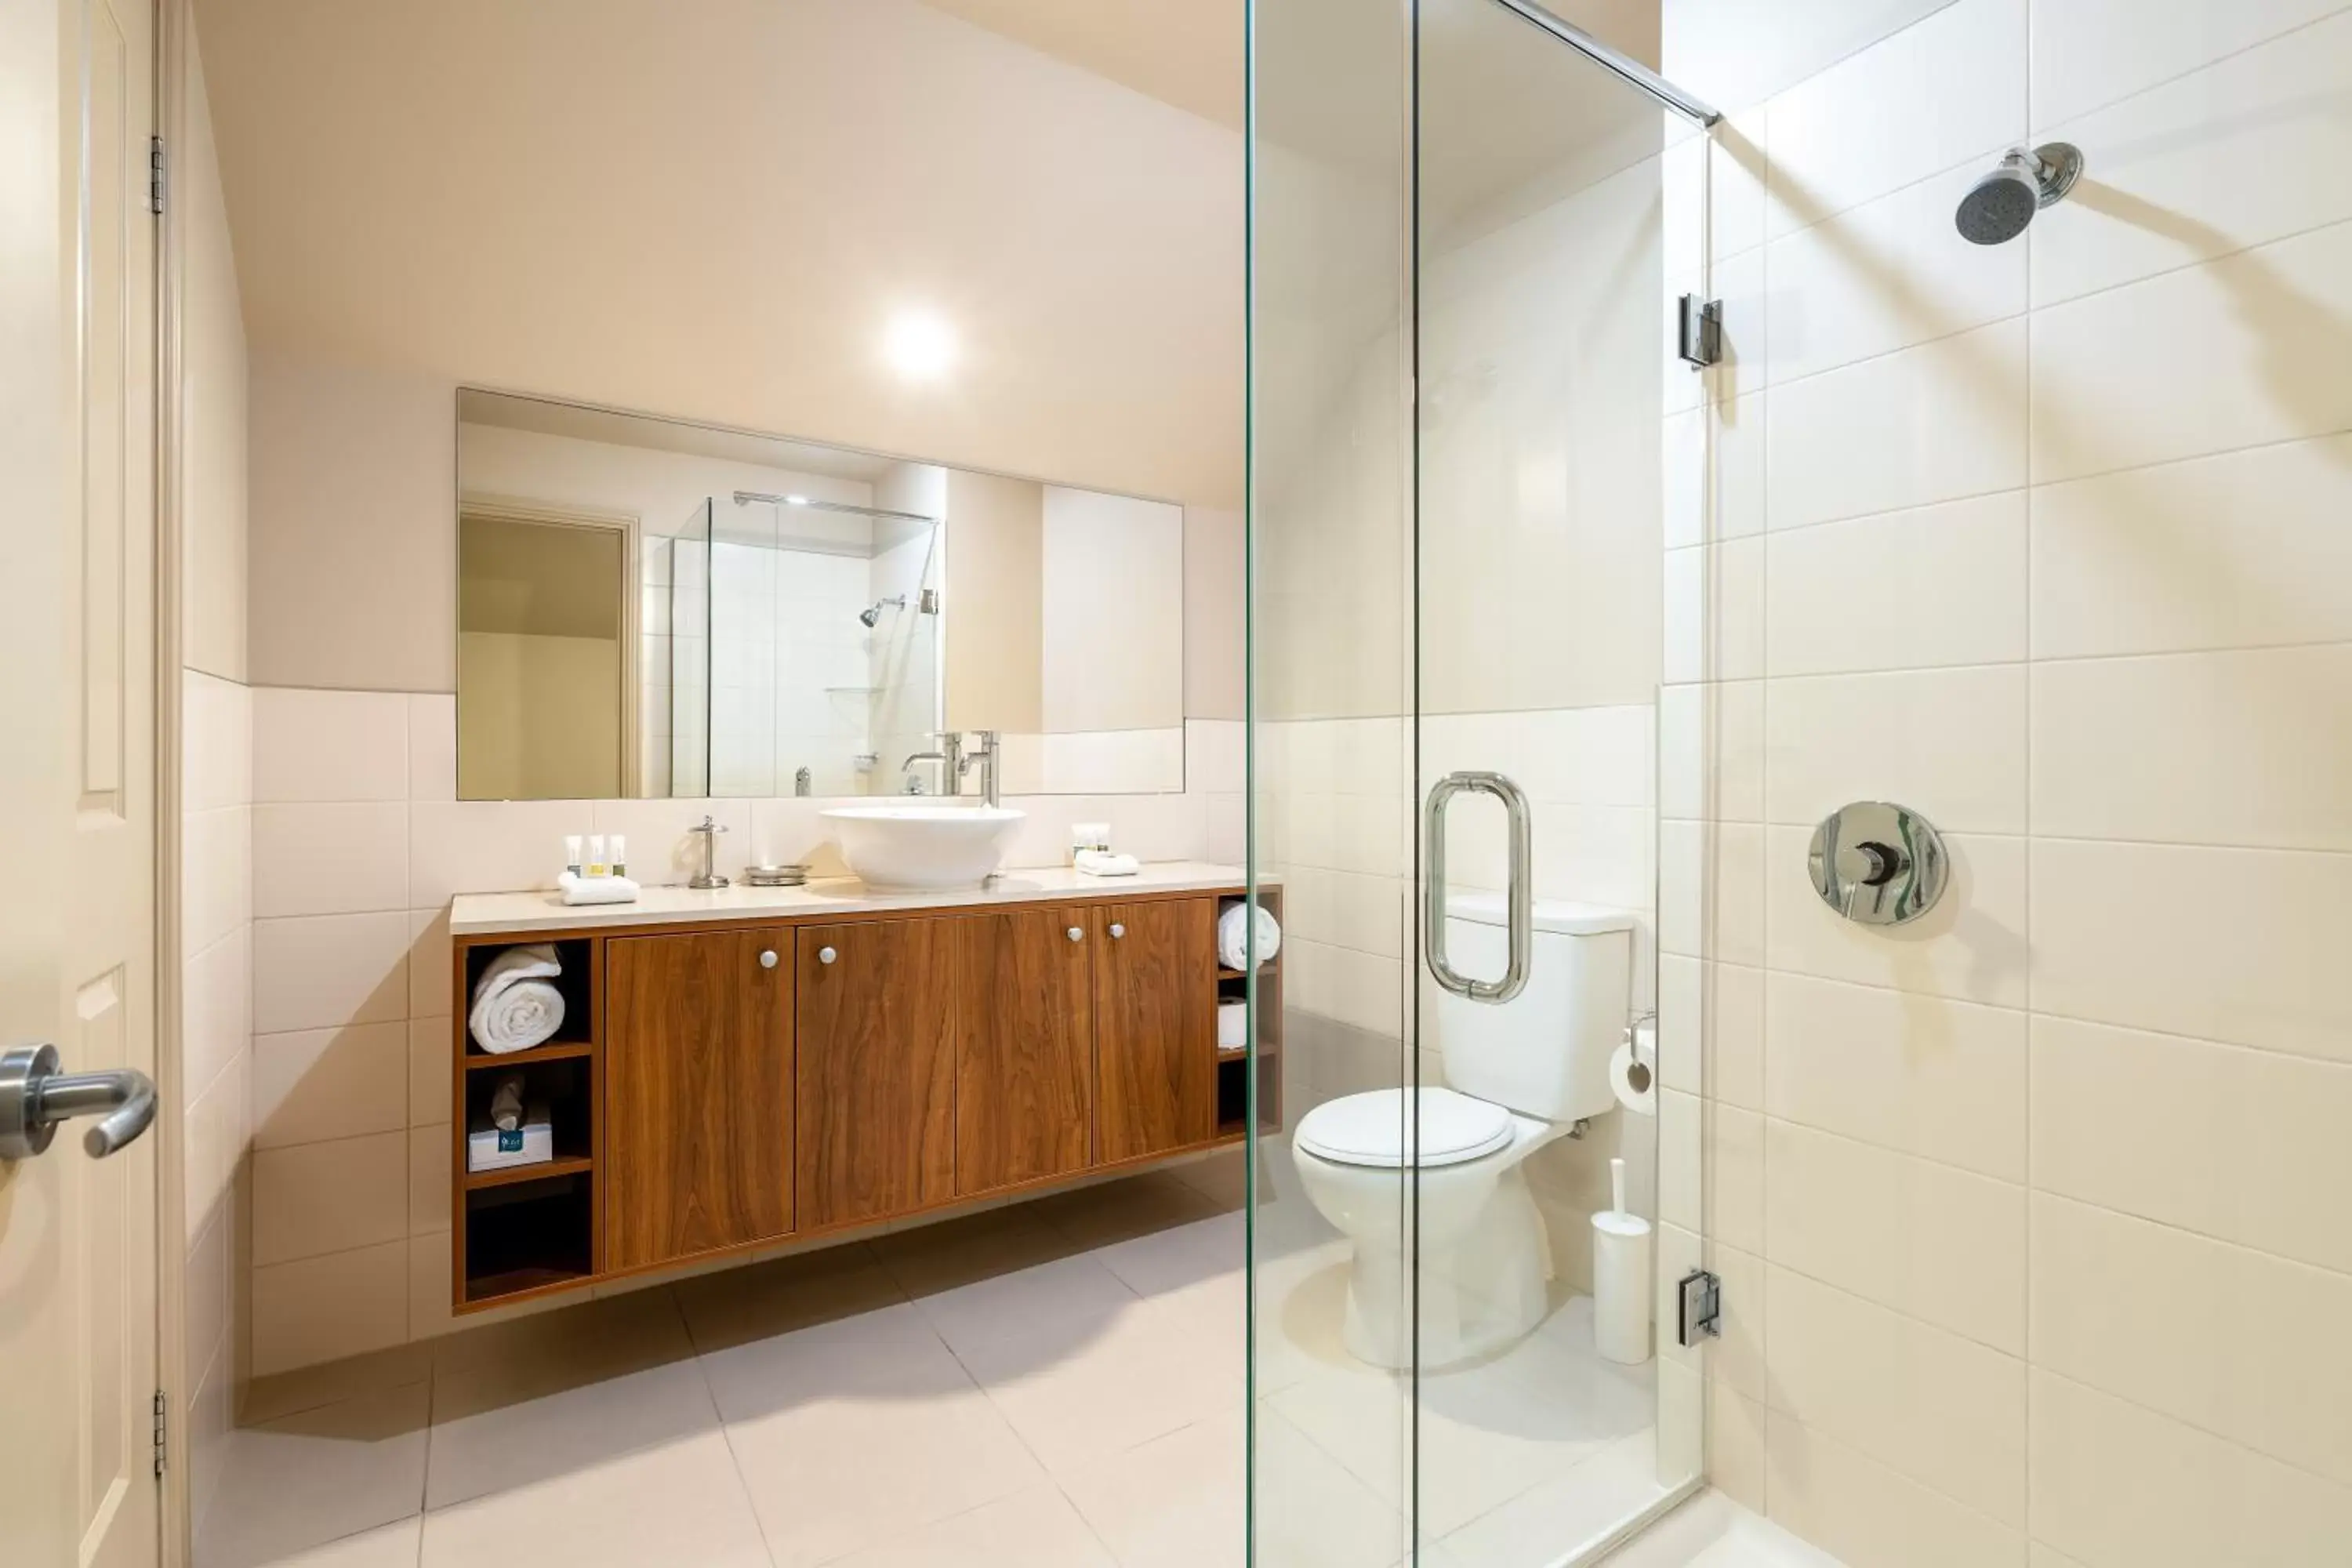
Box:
[1294,1087,1515,1169]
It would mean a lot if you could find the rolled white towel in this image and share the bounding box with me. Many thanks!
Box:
[468,943,567,1054]
[559,870,639,906]
[1217,900,1282,971]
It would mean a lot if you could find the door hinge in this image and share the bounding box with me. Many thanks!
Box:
[149,136,165,216]
[151,1388,167,1477]
[1677,1268,1723,1347]
[1676,293,1722,369]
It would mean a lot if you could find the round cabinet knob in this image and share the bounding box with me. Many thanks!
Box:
[1109,923,1125,939]
[818,946,838,965]
[759,949,779,970]
[1067,927,1084,943]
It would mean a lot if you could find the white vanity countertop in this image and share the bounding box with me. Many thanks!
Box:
[448,860,1258,937]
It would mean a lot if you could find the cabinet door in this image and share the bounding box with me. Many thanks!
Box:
[1094,898,1218,1163]
[954,906,1094,1196]
[604,927,793,1271]
[796,918,957,1229]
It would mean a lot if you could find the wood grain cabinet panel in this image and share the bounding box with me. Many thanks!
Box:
[604,927,793,1271]
[795,919,958,1229]
[953,906,1094,1195]
[1094,898,1218,1163]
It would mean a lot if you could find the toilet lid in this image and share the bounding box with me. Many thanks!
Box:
[1295,1087,1515,1170]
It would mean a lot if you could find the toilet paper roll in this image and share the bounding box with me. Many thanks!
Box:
[1609,1024,1657,1117]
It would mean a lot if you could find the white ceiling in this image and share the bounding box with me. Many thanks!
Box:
[192,0,1247,506]
[917,0,1244,127]
[455,390,899,484]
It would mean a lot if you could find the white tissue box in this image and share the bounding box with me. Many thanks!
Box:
[467,1105,554,1172]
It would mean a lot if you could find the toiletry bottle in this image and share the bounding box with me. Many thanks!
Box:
[564,835,583,878]
[610,834,627,879]
[586,834,608,877]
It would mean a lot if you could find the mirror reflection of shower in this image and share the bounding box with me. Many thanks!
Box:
[706,485,946,796]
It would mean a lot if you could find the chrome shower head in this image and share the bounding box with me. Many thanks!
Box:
[858,594,907,628]
[1956,142,2082,245]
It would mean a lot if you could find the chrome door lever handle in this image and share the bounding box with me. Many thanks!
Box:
[0,1044,157,1159]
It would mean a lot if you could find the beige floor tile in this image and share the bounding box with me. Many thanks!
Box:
[1090,1209,1243,1300]
[425,1356,720,1512]
[672,1238,906,1354]
[242,1519,423,1568]
[1029,1170,1222,1249]
[1441,1429,1672,1568]
[419,1428,768,1568]
[707,1300,1046,1566]
[428,1283,695,1421]
[197,1384,430,1568]
[241,1341,434,1427]
[913,1251,1237,1476]
[1598,1489,1849,1566]
[869,1202,1088,1297]
[823,1484,1116,1568]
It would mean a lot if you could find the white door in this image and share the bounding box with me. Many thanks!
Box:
[0,0,163,1563]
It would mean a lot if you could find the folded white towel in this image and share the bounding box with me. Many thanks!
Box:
[1217,901,1282,971]
[558,870,640,906]
[468,943,567,1054]
[1073,848,1139,877]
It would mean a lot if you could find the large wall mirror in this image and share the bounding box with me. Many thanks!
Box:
[455,391,1186,800]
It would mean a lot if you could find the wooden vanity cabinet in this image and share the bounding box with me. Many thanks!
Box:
[1094,898,1219,1162]
[603,925,795,1271]
[953,905,1097,1195]
[793,918,958,1229]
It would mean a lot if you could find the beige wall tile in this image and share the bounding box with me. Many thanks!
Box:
[2031,434,2352,659]
[408,692,456,801]
[251,1240,411,1377]
[408,799,592,906]
[252,1131,410,1266]
[2033,13,2352,307]
[1659,1089,1701,1234]
[1661,681,1762,824]
[2031,1016,2352,1275]
[1764,971,2026,1181]
[1664,0,1953,117]
[1664,393,1765,550]
[1708,1102,1767,1255]
[408,1018,454,1129]
[252,686,409,803]
[1766,1265,2027,1523]
[1765,1119,2025,1352]
[183,922,250,1108]
[184,1053,247,1247]
[1659,956,1765,1111]
[1765,493,2027,676]
[183,669,252,815]
[1707,1240,1769,1405]
[183,804,251,959]
[1766,318,2029,531]
[252,912,410,1035]
[251,1020,409,1149]
[1766,160,2027,387]
[2030,838,2352,1065]
[1765,666,2027,833]
[1664,538,1765,684]
[1765,0,2027,237]
[590,797,751,887]
[2028,1368,2352,1568]
[2032,1193,2352,1488]
[252,801,408,918]
[408,908,452,1018]
[1659,820,1765,967]
[1765,1408,2026,1567]
[2029,0,2345,125]
[1766,826,2030,1007]
[409,1125,451,1236]
[2033,646,2352,851]
[1708,1381,1770,1515]
[2031,219,2352,485]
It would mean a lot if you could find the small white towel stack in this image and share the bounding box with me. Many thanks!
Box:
[1216,901,1282,971]
[467,943,568,1054]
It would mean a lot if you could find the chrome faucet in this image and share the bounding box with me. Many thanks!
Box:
[958,729,1003,808]
[688,814,730,889]
[900,731,962,796]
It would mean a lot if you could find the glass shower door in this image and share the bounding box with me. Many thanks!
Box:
[1250,0,1711,1560]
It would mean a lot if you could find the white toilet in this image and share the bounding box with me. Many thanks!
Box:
[1292,894,1633,1370]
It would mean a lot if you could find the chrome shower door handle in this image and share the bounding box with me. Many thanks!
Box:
[1423,771,1533,1004]
[0,1044,158,1160]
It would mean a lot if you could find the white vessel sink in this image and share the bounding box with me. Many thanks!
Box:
[822,804,1025,891]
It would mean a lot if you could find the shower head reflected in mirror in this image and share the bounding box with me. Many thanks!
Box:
[858,595,907,628]
[1955,142,2083,245]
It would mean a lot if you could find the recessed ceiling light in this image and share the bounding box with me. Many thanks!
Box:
[785,494,808,506]
[883,310,956,382]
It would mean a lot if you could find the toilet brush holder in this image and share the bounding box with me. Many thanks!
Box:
[1592,1156,1653,1366]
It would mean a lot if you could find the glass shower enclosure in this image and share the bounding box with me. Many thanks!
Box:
[1247,0,1720,1559]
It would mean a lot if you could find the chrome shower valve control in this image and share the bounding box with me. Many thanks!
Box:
[1807,801,1949,927]
[0,1044,158,1160]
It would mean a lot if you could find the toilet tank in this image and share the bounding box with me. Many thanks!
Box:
[1427,893,1635,1123]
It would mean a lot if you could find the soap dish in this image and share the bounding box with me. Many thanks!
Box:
[744,863,809,887]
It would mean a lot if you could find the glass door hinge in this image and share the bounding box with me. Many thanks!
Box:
[1678,1269,1722,1347]
[1677,294,1721,369]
